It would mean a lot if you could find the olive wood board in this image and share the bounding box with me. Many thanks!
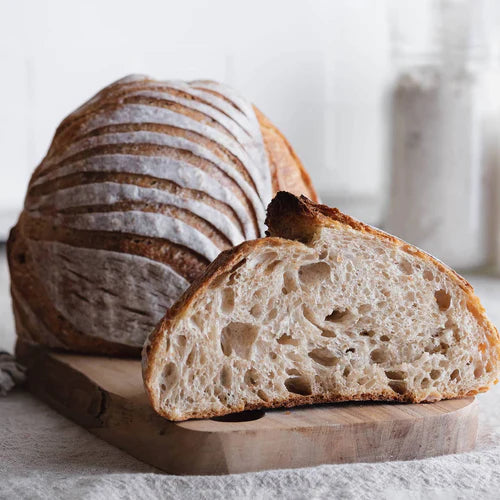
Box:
[17,342,478,475]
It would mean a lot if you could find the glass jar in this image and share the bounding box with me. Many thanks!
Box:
[385,0,497,272]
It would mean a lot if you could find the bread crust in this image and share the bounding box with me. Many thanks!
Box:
[143,192,500,421]
[254,108,317,202]
[8,78,316,355]
[8,223,141,356]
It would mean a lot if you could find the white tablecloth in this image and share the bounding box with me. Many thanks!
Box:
[1,252,500,499]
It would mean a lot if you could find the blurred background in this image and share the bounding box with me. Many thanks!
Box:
[2,0,500,275]
[0,0,394,234]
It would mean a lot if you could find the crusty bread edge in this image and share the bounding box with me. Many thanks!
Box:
[143,192,500,421]
[142,238,297,418]
[254,107,318,203]
[7,222,142,357]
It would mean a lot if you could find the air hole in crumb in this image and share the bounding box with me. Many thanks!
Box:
[421,377,431,389]
[343,367,351,377]
[186,348,195,366]
[389,381,407,394]
[325,309,351,323]
[252,251,277,268]
[385,370,405,380]
[298,261,331,286]
[486,361,493,373]
[160,362,178,392]
[250,303,263,318]
[270,351,277,360]
[450,369,460,382]
[283,271,298,294]
[257,389,270,402]
[244,368,260,386]
[430,369,441,380]
[220,322,259,359]
[190,314,204,331]
[360,330,376,337]
[371,348,388,363]
[380,335,390,342]
[221,288,235,313]
[220,365,232,388]
[266,260,283,274]
[474,366,484,378]
[277,334,300,346]
[445,318,455,328]
[345,348,355,354]
[199,349,207,364]
[359,304,372,314]
[177,335,187,348]
[423,270,434,281]
[319,249,328,259]
[286,351,301,362]
[286,367,301,376]
[303,306,317,325]
[216,392,228,404]
[268,308,278,320]
[253,289,265,302]
[321,329,336,338]
[435,289,451,311]
[228,259,246,282]
[399,259,413,275]
[285,376,312,396]
[308,347,339,367]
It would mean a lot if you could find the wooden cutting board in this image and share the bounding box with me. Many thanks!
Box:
[17,342,478,475]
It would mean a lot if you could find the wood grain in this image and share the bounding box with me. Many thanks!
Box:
[17,342,479,475]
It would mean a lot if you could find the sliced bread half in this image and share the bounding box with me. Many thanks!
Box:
[143,192,500,421]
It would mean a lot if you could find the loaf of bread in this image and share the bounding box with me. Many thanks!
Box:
[8,76,316,355]
[143,192,500,421]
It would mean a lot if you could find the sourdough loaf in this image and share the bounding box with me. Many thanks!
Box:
[143,192,500,421]
[8,76,316,355]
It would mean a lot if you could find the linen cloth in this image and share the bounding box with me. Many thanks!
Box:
[1,251,500,500]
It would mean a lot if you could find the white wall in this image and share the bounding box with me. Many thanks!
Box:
[0,0,391,238]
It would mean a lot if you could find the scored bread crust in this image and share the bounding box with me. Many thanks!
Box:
[8,77,317,356]
[143,192,500,421]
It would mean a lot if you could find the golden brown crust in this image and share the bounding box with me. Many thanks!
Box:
[143,192,500,421]
[151,386,488,422]
[255,108,317,202]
